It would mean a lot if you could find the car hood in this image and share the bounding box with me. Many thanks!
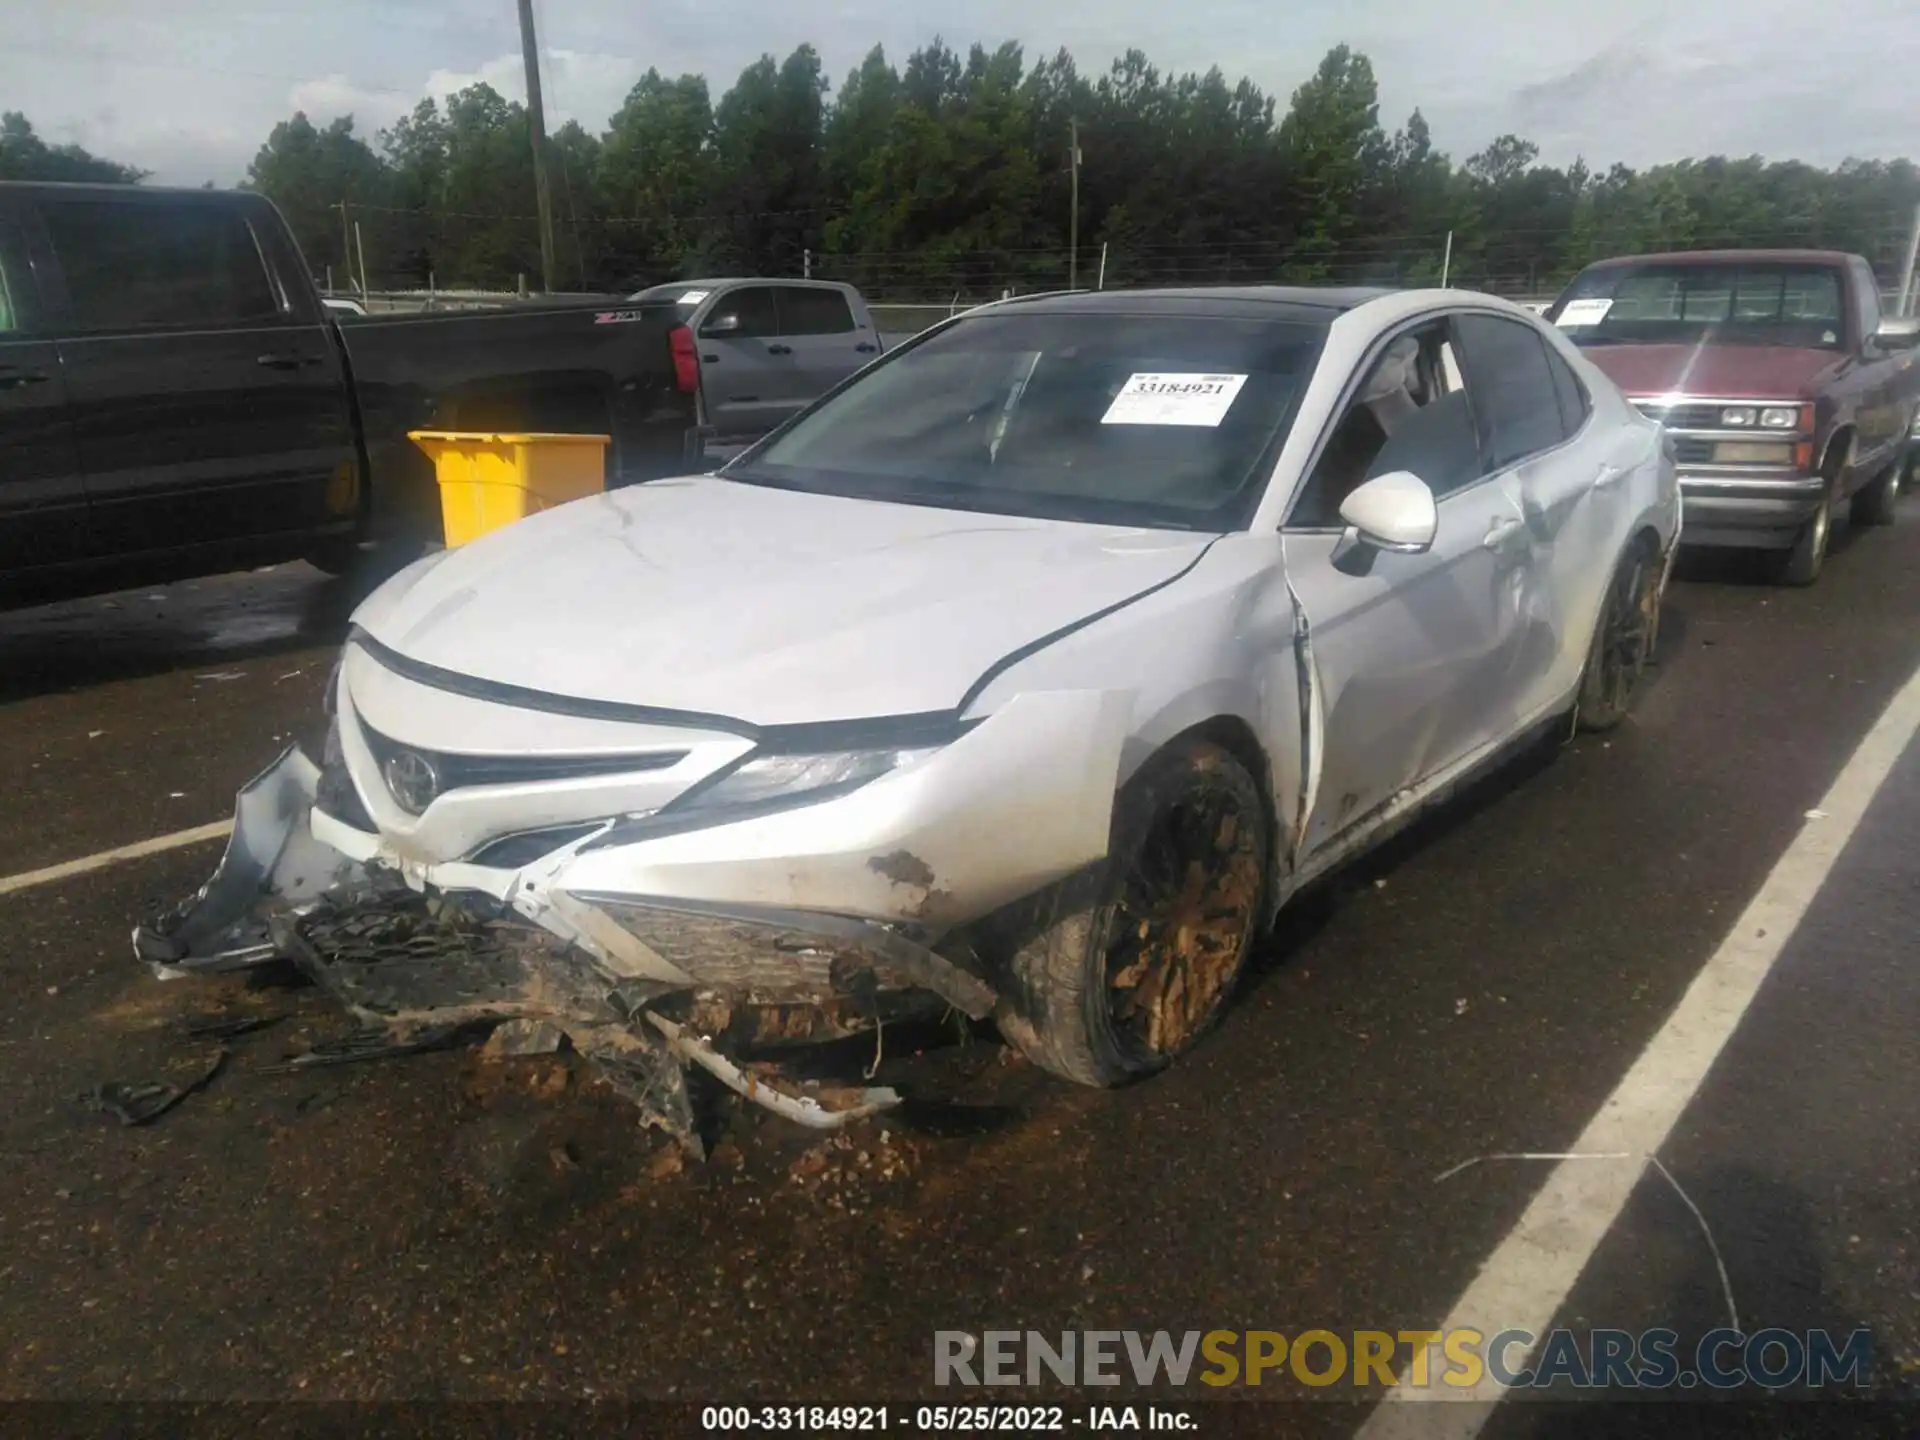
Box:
[1579,342,1846,400]
[354,476,1212,728]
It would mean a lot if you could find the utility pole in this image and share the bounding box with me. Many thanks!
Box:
[517,0,558,294]
[1897,201,1920,317]
[335,201,353,290]
[1069,119,1081,291]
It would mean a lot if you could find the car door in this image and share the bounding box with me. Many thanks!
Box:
[0,200,92,574]
[773,284,880,402]
[1847,257,1904,478]
[1280,313,1533,860]
[693,284,796,440]
[36,193,357,556]
[1450,310,1611,721]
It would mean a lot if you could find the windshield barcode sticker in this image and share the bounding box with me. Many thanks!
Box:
[1101,373,1249,427]
[1555,298,1613,328]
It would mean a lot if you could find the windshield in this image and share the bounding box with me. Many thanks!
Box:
[723,310,1327,530]
[1547,263,1845,350]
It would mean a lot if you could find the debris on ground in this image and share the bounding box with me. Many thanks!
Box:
[80,1048,227,1127]
[261,1023,475,1073]
[182,1012,285,1041]
[482,1017,566,1058]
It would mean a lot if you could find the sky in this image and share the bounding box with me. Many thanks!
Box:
[5,0,1918,187]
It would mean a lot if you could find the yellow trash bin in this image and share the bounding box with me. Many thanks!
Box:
[407,431,610,547]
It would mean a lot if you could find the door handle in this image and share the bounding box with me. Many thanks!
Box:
[1482,517,1524,550]
[855,342,877,353]
[702,353,720,363]
[765,343,793,356]
[255,352,318,370]
[0,367,50,389]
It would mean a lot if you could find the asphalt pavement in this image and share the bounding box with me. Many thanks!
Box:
[0,504,1917,1434]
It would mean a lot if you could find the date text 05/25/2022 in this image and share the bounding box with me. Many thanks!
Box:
[700,1405,1197,1432]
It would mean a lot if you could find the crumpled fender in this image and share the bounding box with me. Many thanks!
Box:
[132,745,362,973]
[543,688,1135,932]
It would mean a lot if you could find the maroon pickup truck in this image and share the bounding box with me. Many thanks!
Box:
[1544,249,1920,584]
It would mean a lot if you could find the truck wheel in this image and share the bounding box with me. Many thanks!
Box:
[1776,490,1832,587]
[992,739,1270,1088]
[1576,537,1661,733]
[1850,449,1904,528]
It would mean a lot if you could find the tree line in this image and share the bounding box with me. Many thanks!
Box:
[7,41,1920,302]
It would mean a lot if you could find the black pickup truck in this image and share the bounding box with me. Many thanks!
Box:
[0,181,705,600]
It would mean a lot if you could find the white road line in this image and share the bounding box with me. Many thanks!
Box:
[0,820,233,898]
[1357,655,1920,1438]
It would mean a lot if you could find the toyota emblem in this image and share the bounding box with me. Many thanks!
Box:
[382,749,441,815]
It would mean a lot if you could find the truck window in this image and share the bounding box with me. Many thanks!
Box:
[40,199,283,332]
[777,286,856,336]
[1549,261,1844,350]
[1851,258,1883,344]
[705,286,778,339]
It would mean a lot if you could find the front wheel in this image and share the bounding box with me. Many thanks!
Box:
[1775,491,1832,587]
[991,739,1271,1088]
[1851,450,1904,528]
[1576,539,1662,732]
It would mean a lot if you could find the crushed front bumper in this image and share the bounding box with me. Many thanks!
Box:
[131,745,1013,1148]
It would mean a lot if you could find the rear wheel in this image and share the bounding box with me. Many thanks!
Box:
[1851,447,1905,528]
[1576,539,1662,733]
[992,739,1270,1088]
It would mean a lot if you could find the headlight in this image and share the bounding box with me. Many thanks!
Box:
[1759,406,1800,429]
[675,746,942,818]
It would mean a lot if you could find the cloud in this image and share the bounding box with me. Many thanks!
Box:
[5,0,1920,186]
[421,48,641,131]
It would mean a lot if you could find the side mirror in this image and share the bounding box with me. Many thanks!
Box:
[1336,471,1439,556]
[701,312,742,338]
[1873,315,1920,350]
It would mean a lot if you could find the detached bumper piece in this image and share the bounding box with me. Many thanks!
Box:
[129,746,999,1150]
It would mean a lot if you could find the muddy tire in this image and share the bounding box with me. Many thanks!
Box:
[1851,449,1904,528]
[1576,538,1662,733]
[991,739,1270,1088]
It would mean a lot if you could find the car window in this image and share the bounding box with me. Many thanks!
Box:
[777,286,855,336]
[706,286,779,339]
[1452,313,1566,471]
[1290,320,1480,526]
[41,199,283,332]
[1544,343,1588,438]
[735,310,1327,530]
[0,254,14,334]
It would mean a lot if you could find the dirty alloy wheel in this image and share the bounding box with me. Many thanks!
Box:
[993,739,1270,1088]
[1576,540,1661,733]
[1851,447,1904,528]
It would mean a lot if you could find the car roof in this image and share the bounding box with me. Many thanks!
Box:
[975,285,1395,324]
[1579,248,1855,270]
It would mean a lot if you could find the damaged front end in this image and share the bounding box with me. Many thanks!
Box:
[127,718,1105,1159]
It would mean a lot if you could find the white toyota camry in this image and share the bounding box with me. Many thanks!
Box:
[137,285,1680,1143]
